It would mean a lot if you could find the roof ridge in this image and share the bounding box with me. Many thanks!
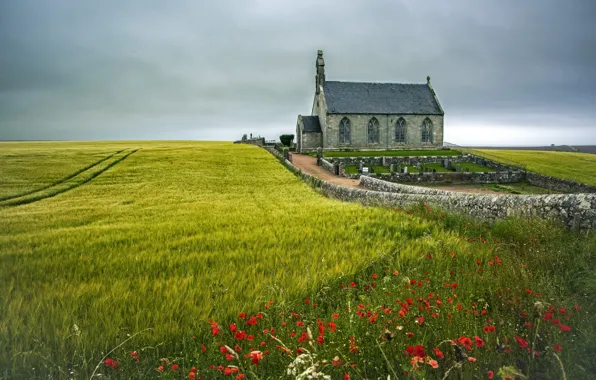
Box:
[326,80,427,86]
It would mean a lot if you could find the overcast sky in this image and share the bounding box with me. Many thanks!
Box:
[1,0,595,145]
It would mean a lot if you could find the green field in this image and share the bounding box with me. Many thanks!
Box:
[465,149,596,186]
[1,142,595,379]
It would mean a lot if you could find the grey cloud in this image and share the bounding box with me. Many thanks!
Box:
[0,0,595,144]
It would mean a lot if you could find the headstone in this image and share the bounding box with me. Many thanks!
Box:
[316,147,322,165]
[433,168,437,173]
[416,163,422,171]
[465,167,470,172]
[455,164,461,172]
[362,167,369,175]
[382,156,387,166]
[390,164,396,173]
[403,166,408,174]
[359,161,364,171]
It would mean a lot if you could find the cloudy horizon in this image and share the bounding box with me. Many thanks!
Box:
[1,0,595,146]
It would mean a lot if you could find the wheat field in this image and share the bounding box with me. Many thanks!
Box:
[0,141,468,376]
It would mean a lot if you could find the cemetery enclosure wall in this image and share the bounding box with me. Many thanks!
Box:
[369,171,526,185]
[326,154,510,169]
[263,147,596,230]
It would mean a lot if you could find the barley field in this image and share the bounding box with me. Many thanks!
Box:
[1,141,595,379]
[463,149,596,186]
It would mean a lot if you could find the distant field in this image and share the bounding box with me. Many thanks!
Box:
[464,149,596,186]
[323,149,461,157]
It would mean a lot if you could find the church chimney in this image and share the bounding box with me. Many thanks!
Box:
[315,50,325,94]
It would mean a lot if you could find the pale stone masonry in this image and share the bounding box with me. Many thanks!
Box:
[296,50,445,153]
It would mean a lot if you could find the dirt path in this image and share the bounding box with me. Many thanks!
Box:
[290,153,362,189]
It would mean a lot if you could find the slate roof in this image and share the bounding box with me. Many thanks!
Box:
[301,115,322,133]
[323,81,443,115]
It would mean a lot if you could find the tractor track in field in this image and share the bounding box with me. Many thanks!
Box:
[0,149,138,208]
[0,149,126,202]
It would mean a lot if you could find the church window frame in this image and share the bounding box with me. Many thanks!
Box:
[395,117,406,143]
[367,117,380,144]
[421,118,433,143]
[339,117,351,144]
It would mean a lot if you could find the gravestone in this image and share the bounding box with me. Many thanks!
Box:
[390,164,396,173]
[433,168,437,173]
[316,147,322,165]
[416,163,422,171]
[465,168,470,172]
[455,164,461,172]
[382,156,387,166]
[359,161,364,171]
[403,166,408,174]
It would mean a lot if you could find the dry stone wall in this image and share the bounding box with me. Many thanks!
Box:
[263,147,596,229]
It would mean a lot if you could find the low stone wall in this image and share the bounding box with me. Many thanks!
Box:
[319,158,335,174]
[263,147,596,229]
[359,176,596,229]
[377,171,526,185]
[526,172,596,194]
[327,154,517,172]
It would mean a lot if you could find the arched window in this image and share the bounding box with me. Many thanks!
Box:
[368,118,380,144]
[339,117,351,144]
[421,118,433,143]
[395,118,406,143]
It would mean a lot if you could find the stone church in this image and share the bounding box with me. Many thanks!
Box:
[296,51,444,153]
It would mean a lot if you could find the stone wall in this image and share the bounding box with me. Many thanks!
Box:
[319,158,335,174]
[263,147,596,229]
[359,176,596,229]
[323,113,444,151]
[377,171,526,185]
[327,153,510,169]
[526,172,596,194]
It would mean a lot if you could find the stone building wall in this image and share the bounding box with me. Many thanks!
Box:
[263,147,596,229]
[300,132,322,152]
[323,114,443,151]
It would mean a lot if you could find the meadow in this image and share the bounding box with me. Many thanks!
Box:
[463,149,596,186]
[1,142,595,379]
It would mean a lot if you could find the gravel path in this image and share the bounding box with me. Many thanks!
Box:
[289,153,362,189]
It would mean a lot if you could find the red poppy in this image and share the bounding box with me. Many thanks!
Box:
[553,344,562,352]
[328,322,337,332]
[332,357,342,366]
[458,336,473,351]
[130,351,140,359]
[172,364,179,371]
[474,336,485,347]
[188,372,196,379]
[230,323,237,333]
[487,370,494,379]
[157,366,165,372]
[105,358,120,369]
[559,325,571,333]
[316,336,325,344]
[350,282,357,287]
[225,354,234,361]
[406,332,414,338]
[483,325,496,333]
[250,351,263,366]
[246,316,257,326]
[514,336,529,348]
[236,375,245,380]
[433,347,444,359]
[344,375,350,380]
